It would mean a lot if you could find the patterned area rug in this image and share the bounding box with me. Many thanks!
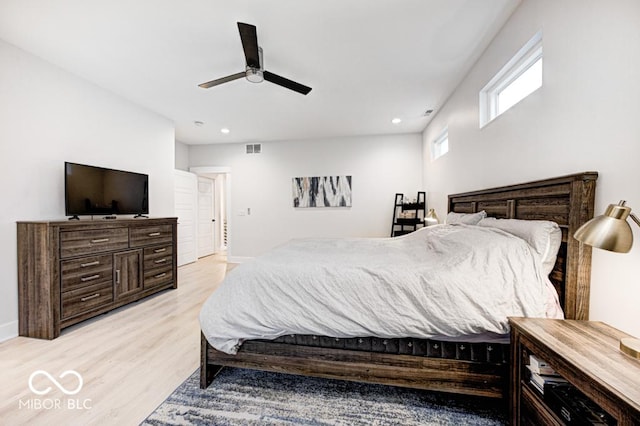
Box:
[142,368,507,425]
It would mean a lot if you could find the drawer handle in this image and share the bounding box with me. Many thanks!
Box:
[91,238,110,243]
[80,261,100,268]
[80,274,100,282]
[148,232,161,237]
[154,272,167,279]
[154,248,167,253]
[80,293,101,302]
[154,258,167,264]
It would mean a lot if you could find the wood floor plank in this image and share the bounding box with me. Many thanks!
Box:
[0,254,228,426]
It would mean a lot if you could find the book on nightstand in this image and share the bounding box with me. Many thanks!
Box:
[526,365,568,394]
[526,355,567,394]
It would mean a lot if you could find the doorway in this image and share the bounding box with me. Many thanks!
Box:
[190,166,230,257]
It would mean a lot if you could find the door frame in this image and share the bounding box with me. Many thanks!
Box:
[190,166,231,255]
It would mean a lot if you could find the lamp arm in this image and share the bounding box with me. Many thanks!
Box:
[631,213,640,228]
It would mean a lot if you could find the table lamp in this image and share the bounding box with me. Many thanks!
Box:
[574,200,640,359]
[425,209,440,226]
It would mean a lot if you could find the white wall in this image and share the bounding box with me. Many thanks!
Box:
[0,39,176,341]
[175,140,189,171]
[422,0,640,337]
[189,134,423,259]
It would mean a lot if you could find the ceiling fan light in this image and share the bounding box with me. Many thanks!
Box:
[245,67,264,83]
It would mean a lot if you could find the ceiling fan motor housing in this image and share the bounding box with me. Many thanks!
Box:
[246,67,264,83]
[246,46,264,83]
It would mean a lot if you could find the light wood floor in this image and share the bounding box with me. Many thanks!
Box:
[0,254,228,426]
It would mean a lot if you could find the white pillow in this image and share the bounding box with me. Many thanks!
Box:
[477,217,562,275]
[445,210,487,225]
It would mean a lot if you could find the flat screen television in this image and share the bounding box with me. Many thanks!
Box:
[65,162,149,218]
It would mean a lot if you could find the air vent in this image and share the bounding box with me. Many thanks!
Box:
[246,143,262,154]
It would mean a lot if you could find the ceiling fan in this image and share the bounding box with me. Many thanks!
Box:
[199,22,312,95]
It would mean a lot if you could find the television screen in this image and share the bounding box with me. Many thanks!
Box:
[65,162,149,217]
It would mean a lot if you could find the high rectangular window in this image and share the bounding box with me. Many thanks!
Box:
[480,31,543,127]
[431,127,449,160]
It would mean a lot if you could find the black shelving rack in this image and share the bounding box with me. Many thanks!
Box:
[390,191,426,237]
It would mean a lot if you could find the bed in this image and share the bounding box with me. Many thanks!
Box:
[200,172,597,398]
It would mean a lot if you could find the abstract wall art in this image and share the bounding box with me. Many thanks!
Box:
[292,176,352,208]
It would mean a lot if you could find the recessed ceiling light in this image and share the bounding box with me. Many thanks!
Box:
[194,120,204,127]
[391,118,402,124]
[220,128,230,134]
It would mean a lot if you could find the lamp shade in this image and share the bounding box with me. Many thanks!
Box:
[574,202,634,253]
[425,208,439,225]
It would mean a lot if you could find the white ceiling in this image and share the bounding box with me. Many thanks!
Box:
[0,0,520,145]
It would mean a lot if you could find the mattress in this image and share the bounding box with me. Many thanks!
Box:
[201,224,562,354]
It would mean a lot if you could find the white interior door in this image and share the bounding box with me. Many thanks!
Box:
[198,176,215,258]
[212,174,225,252]
[174,170,198,266]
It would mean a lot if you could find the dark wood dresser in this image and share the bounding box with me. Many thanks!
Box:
[510,317,640,425]
[18,218,178,339]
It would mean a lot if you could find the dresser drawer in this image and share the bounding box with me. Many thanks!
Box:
[61,282,113,320]
[143,245,173,270]
[60,228,129,258]
[144,265,173,289]
[61,254,113,292]
[130,225,173,248]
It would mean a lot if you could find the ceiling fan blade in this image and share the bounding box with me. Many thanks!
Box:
[237,22,260,68]
[264,70,312,95]
[198,72,245,89]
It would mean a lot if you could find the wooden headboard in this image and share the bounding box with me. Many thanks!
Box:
[447,172,598,321]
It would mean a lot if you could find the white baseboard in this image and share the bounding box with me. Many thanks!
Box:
[0,320,19,343]
[226,256,253,264]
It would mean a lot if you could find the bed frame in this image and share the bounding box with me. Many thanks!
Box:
[200,172,598,398]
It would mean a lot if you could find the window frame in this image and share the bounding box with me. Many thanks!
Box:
[479,30,543,128]
[431,126,449,161]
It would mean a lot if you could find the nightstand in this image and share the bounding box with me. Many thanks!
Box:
[509,317,640,425]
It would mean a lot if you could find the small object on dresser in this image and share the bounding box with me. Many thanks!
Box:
[620,337,640,360]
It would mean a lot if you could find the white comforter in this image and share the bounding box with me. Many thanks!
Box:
[200,225,562,354]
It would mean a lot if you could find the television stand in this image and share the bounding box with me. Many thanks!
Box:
[67,215,80,220]
[17,217,178,339]
[134,214,149,218]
